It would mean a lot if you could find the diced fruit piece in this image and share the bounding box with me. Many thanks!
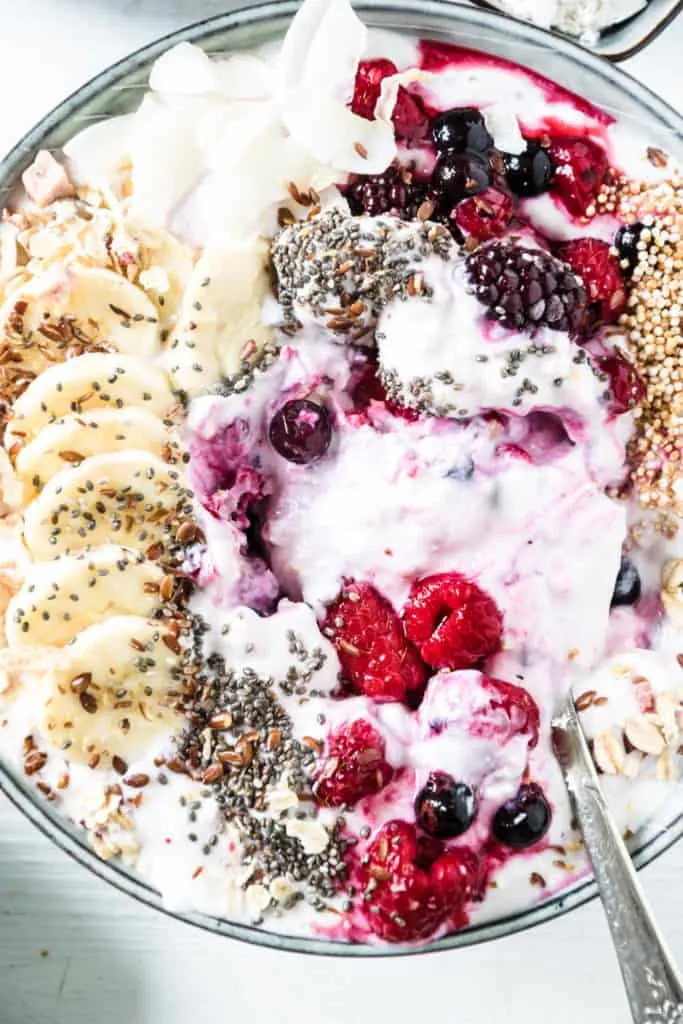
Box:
[491,783,551,849]
[598,352,646,414]
[559,238,626,326]
[548,136,608,217]
[403,572,503,671]
[454,188,514,242]
[503,142,554,197]
[431,108,492,155]
[611,556,642,607]
[314,719,394,808]
[322,581,427,702]
[351,58,398,120]
[415,771,477,838]
[359,820,480,942]
[615,221,647,276]
[431,153,490,206]
[346,166,427,219]
[466,240,587,334]
[269,399,332,464]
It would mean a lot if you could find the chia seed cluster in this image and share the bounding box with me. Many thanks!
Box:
[271,207,453,339]
[168,616,351,914]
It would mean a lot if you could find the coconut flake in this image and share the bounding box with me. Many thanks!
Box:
[149,42,220,97]
[63,115,134,194]
[277,0,365,98]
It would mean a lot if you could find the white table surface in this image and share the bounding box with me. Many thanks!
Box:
[0,4,681,1023]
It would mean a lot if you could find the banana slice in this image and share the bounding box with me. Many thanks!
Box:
[22,450,192,561]
[125,215,196,323]
[164,241,273,398]
[6,545,166,646]
[15,407,172,501]
[0,265,160,361]
[5,352,176,447]
[42,615,183,765]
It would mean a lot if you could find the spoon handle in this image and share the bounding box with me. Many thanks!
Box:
[552,699,683,1023]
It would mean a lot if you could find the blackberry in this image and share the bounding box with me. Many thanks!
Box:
[346,166,427,219]
[466,240,587,333]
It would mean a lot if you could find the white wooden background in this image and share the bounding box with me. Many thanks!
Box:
[0,3,681,1022]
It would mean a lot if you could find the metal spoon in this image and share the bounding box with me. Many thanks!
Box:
[552,696,683,1023]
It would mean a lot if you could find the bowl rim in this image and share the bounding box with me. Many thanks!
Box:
[0,0,682,957]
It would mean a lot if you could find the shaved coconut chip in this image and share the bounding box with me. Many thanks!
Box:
[172,132,336,244]
[277,0,365,98]
[484,105,526,155]
[277,0,396,173]
[283,93,395,174]
[63,114,134,195]
[149,42,220,96]
[129,94,208,226]
[212,54,275,100]
[195,102,278,173]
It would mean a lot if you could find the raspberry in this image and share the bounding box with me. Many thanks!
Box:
[322,581,427,702]
[466,240,587,334]
[403,572,503,671]
[351,59,398,120]
[346,165,427,219]
[548,136,608,218]
[313,719,394,808]
[598,352,646,414]
[453,188,514,243]
[351,59,428,141]
[559,238,626,326]
[359,820,480,942]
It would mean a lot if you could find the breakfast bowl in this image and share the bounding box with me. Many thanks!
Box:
[0,0,681,956]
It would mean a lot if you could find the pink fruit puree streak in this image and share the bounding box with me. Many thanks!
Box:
[416,39,614,126]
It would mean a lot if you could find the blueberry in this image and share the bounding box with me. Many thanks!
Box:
[504,142,554,197]
[431,153,490,205]
[615,222,646,275]
[415,771,477,839]
[611,556,642,607]
[431,108,492,156]
[269,399,332,464]
[492,783,551,849]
